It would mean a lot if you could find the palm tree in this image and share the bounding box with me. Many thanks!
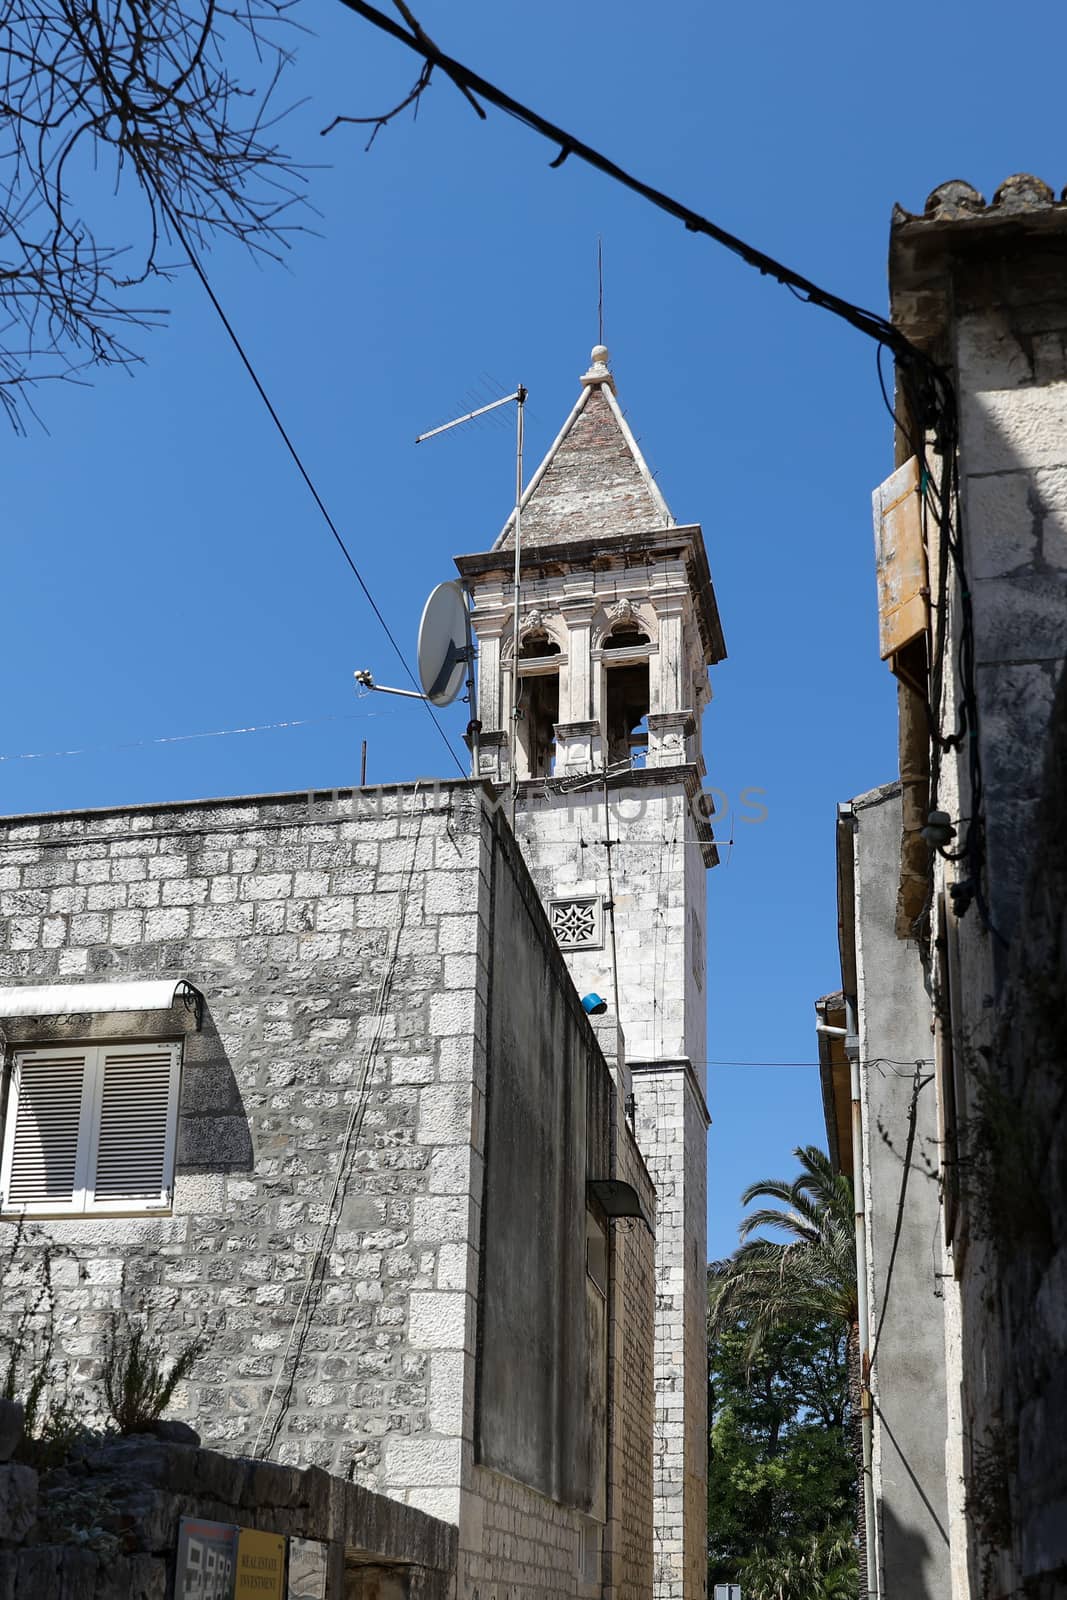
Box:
[708,1145,864,1594]
[708,1144,856,1353]
[738,1529,857,1600]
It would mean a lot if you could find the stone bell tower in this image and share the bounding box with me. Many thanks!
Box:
[455,346,726,1600]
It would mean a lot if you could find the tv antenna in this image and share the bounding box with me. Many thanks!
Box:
[354,385,527,814]
[415,386,527,830]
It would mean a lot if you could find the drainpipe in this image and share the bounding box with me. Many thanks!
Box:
[848,1002,879,1600]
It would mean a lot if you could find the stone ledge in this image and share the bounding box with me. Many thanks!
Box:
[3,1436,456,1600]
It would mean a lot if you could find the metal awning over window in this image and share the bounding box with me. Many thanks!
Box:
[0,979,202,1028]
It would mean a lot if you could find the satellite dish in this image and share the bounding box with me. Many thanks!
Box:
[417,582,471,707]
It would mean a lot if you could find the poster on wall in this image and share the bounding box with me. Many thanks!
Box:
[288,1538,328,1600]
[234,1528,287,1599]
[176,1518,239,1600]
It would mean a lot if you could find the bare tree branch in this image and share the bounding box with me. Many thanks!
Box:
[320,58,432,148]
[0,0,306,429]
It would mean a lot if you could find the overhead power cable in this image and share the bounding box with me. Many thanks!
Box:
[332,4,1002,934]
[155,192,467,780]
[330,0,940,376]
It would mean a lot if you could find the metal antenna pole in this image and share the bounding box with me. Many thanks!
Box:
[414,387,525,798]
[463,594,480,780]
[509,387,527,833]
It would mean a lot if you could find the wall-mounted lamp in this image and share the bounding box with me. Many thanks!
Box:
[587,1179,653,1235]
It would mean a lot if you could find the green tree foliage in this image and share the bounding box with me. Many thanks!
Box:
[708,1146,859,1600]
[707,1315,856,1594]
[708,1145,857,1358]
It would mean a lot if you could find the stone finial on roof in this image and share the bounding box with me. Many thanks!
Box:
[991,174,1056,213]
[581,344,616,392]
[901,175,1062,227]
[922,180,986,221]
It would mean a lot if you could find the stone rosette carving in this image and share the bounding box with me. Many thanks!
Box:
[548,896,603,950]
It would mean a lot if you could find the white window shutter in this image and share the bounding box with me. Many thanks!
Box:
[87,1043,180,1210]
[0,1051,91,1213]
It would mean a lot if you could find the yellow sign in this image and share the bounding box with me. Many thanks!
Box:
[234,1529,286,1600]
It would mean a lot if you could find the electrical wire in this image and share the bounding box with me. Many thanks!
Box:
[331,0,940,375]
[869,1063,934,1370]
[0,712,375,765]
[154,191,467,780]
[336,1,999,939]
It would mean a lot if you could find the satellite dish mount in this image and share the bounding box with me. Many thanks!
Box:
[355,582,479,771]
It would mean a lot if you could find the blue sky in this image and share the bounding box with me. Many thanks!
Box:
[4,0,1065,1259]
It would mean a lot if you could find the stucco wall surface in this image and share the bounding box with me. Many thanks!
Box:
[987,662,1067,1589]
[954,290,1067,952]
[476,808,611,1510]
[848,786,952,1599]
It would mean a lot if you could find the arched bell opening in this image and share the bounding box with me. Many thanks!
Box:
[602,625,650,652]
[605,659,650,766]
[515,630,561,779]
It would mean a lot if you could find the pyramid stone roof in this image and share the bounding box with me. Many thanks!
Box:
[495,348,673,550]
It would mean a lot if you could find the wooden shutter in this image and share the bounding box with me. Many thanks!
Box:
[873,456,929,661]
[0,1051,90,1212]
[88,1043,180,1210]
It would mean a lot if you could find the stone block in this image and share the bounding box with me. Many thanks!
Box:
[241,873,293,901]
[384,1436,463,1490]
[971,569,1067,666]
[417,1086,472,1146]
[978,662,1059,801]
[176,1115,252,1168]
[144,907,191,942]
[427,1351,466,1435]
[409,1292,468,1351]
[162,878,209,906]
[427,992,475,1038]
[412,1197,471,1245]
[0,1462,37,1541]
[0,1402,23,1464]
[961,383,1067,475]
[191,904,253,939]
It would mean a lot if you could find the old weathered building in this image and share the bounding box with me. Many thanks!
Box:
[456,346,722,1600]
[821,178,1067,1600]
[0,347,723,1600]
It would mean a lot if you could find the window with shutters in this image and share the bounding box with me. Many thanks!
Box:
[0,1040,181,1215]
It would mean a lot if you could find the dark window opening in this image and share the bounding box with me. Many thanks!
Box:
[605,661,649,766]
[518,672,559,778]
[602,627,650,651]
[519,630,561,660]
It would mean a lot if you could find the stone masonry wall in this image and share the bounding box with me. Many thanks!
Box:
[0,784,492,1516]
[514,783,704,1066]
[610,1122,657,1600]
[456,811,657,1600]
[516,780,708,1600]
[680,1078,707,1600]
[630,1067,708,1600]
[0,1430,456,1600]
[457,1129,655,1600]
